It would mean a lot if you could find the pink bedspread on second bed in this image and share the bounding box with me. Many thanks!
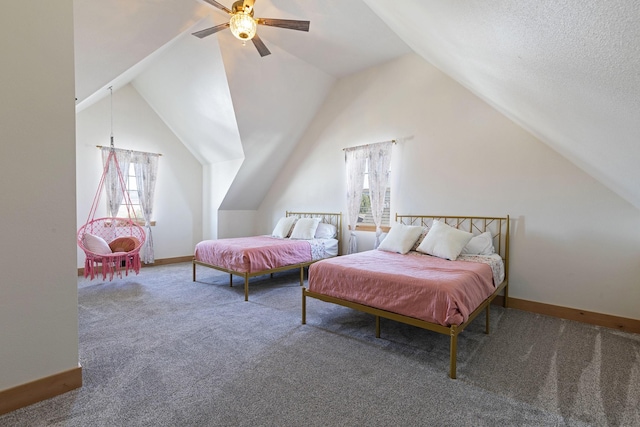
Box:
[195,236,312,273]
[308,250,497,326]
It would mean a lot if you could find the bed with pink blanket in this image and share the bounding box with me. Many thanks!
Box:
[193,211,341,301]
[302,214,509,378]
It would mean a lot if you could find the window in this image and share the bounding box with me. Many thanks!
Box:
[344,140,393,253]
[356,162,391,231]
[116,163,144,220]
[101,147,159,263]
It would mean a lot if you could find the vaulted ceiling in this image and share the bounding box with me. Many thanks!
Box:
[74,0,640,210]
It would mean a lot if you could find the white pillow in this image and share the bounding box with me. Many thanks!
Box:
[460,231,495,255]
[290,217,321,240]
[314,222,337,239]
[377,223,424,254]
[83,233,112,255]
[272,216,296,238]
[416,220,473,260]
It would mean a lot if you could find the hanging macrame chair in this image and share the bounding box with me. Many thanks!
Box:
[78,146,146,280]
[78,87,145,280]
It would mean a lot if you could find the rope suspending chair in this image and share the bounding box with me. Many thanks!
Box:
[78,87,145,281]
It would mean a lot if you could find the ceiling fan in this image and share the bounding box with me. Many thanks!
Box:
[193,0,310,57]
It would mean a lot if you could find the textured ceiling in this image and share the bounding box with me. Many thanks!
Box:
[74,0,640,210]
[364,0,640,210]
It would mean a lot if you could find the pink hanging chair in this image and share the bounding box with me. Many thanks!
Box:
[78,147,146,280]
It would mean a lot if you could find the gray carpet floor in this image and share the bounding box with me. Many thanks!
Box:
[1,262,638,427]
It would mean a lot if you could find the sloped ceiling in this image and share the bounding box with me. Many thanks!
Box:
[132,27,243,166]
[74,0,411,210]
[74,0,640,211]
[364,0,640,210]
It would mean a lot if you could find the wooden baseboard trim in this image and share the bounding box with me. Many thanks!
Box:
[0,365,82,416]
[147,255,193,266]
[78,255,193,276]
[492,296,640,334]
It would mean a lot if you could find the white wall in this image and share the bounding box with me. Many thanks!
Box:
[259,53,640,321]
[205,160,243,239]
[218,210,258,238]
[76,84,203,267]
[0,1,78,391]
[218,32,336,211]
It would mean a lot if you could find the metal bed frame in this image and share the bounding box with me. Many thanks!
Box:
[193,211,342,301]
[302,214,509,378]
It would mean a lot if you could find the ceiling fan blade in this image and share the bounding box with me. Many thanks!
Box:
[251,34,271,57]
[256,18,310,32]
[192,23,230,39]
[201,0,232,14]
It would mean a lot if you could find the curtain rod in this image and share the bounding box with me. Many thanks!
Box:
[96,145,162,156]
[342,139,396,151]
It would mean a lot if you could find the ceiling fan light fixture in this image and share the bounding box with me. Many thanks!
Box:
[195,0,309,57]
[230,13,257,41]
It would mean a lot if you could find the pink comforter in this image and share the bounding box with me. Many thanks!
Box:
[308,250,496,326]
[195,236,312,273]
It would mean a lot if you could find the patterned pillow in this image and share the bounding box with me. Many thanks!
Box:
[410,227,429,252]
[109,237,140,253]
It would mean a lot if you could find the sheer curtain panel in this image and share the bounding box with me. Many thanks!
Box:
[367,141,393,248]
[344,147,367,254]
[134,152,159,264]
[101,147,131,218]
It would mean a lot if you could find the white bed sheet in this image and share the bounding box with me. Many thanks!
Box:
[309,238,339,261]
[263,236,338,261]
[456,253,505,285]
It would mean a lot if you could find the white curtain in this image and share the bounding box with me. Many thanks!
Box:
[367,141,393,248]
[101,147,131,218]
[344,147,367,254]
[133,152,160,264]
